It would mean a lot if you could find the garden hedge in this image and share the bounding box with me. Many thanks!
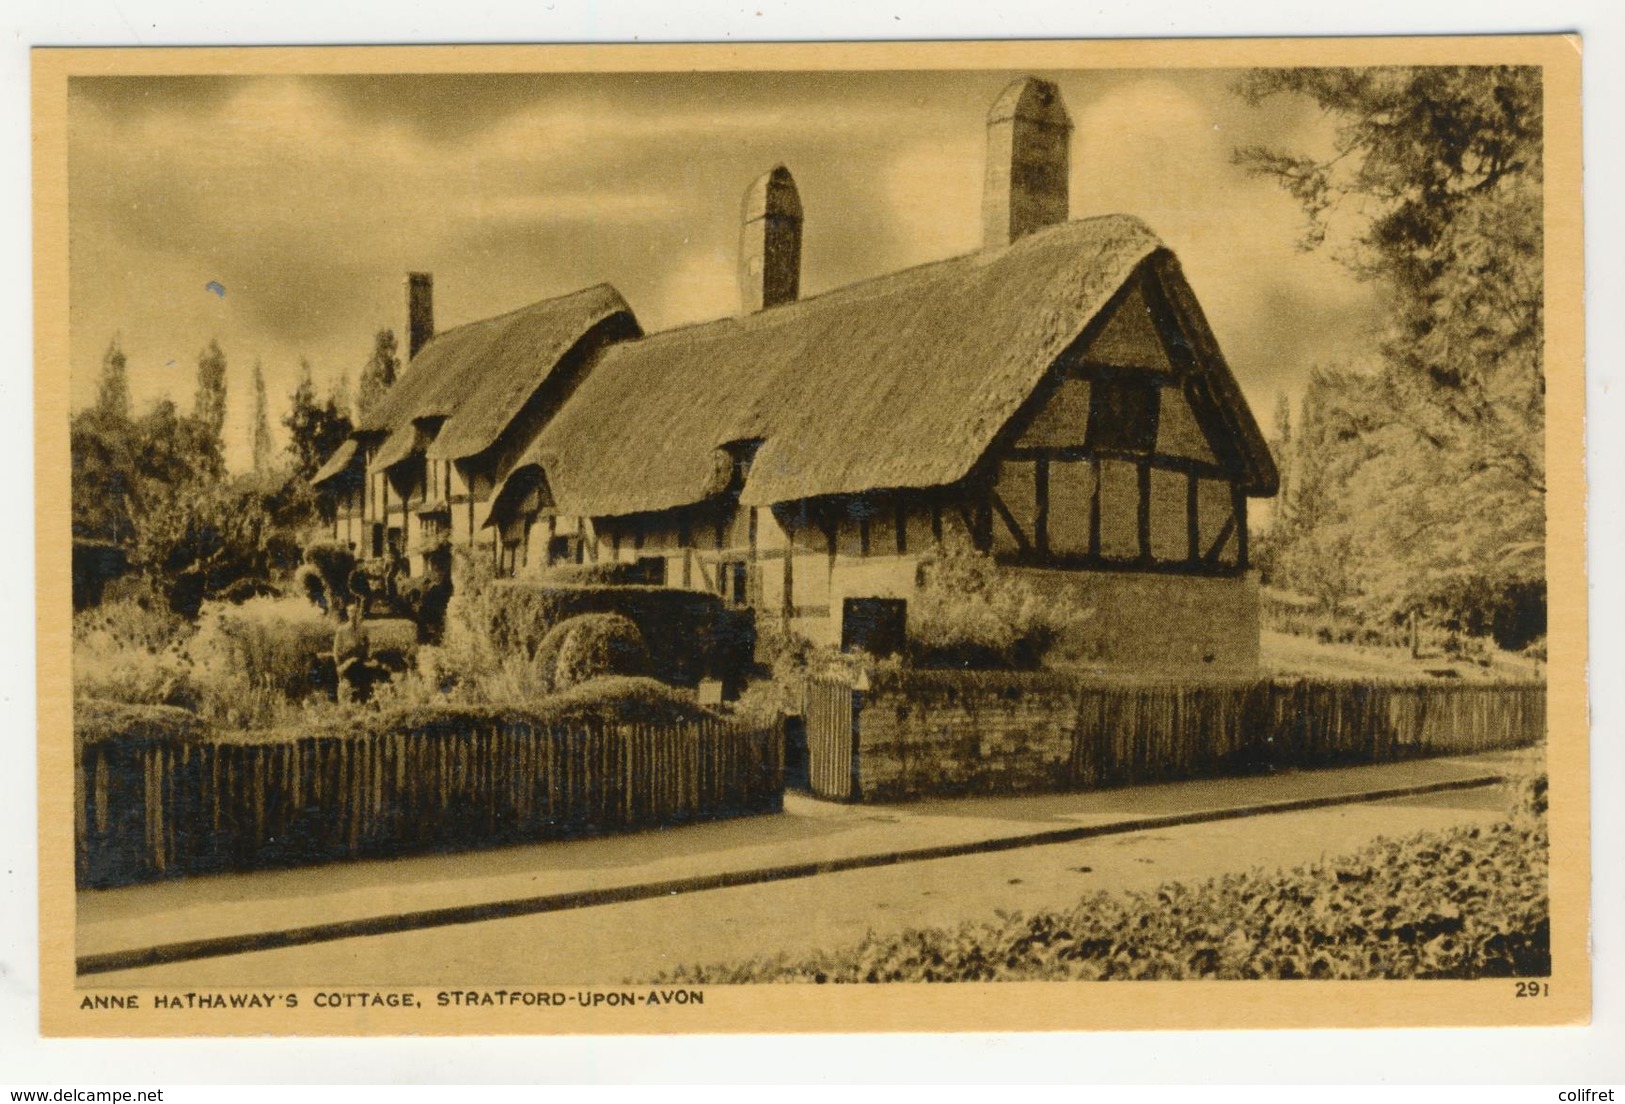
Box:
[484,580,753,688]
[655,799,1550,983]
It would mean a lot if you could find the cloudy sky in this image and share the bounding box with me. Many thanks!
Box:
[68,68,1384,471]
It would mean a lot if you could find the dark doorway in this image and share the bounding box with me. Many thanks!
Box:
[841,597,908,657]
[783,715,810,792]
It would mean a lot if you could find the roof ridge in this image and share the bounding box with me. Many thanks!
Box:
[621,214,1158,350]
[422,281,626,346]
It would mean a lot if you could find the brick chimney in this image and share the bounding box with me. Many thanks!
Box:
[739,165,803,312]
[406,271,434,360]
[983,77,1072,249]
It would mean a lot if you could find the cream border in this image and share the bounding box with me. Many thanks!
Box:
[33,35,1588,1037]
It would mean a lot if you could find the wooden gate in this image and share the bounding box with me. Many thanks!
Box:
[804,674,861,801]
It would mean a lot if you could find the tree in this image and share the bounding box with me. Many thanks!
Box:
[250,359,274,474]
[356,329,399,421]
[1234,67,1544,643]
[192,339,228,449]
[283,358,354,482]
[95,338,131,419]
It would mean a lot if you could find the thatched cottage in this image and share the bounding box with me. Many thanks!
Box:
[312,76,1278,671]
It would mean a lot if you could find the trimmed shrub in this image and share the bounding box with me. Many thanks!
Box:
[481,580,747,688]
[539,561,647,587]
[540,675,709,727]
[399,573,454,643]
[550,614,650,690]
[218,578,282,604]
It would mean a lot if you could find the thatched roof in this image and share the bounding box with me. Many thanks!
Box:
[355,284,636,472]
[310,438,359,487]
[521,215,1275,518]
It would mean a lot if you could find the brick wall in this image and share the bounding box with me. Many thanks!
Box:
[853,672,1084,801]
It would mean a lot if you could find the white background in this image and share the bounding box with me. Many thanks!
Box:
[1,0,1620,1086]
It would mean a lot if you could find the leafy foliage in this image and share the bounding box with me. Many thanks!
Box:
[250,359,274,474]
[1237,68,1544,643]
[538,561,648,586]
[299,540,359,619]
[907,535,1068,669]
[131,472,302,617]
[656,809,1549,983]
[95,338,131,420]
[187,597,338,727]
[191,339,229,450]
[283,358,355,482]
[72,589,203,712]
[72,398,223,547]
[356,329,400,421]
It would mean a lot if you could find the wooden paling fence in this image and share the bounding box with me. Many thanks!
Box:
[805,675,859,801]
[1070,680,1546,790]
[76,716,783,888]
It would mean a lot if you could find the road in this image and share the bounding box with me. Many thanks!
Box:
[88,784,1511,988]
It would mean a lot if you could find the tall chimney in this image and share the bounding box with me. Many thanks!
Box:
[983,77,1072,249]
[406,271,435,360]
[739,165,803,312]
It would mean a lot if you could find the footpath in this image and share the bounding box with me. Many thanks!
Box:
[77,750,1527,976]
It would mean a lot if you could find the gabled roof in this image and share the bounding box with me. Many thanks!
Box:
[356,283,637,471]
[522,215,1274,519]
[309,438,359,487]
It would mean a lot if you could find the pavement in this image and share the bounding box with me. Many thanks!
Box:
[77,749,1530,977]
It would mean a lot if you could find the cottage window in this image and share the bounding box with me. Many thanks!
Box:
[841,598,907,657]
[721,559,751,607]
[548,534,582,567]
[636,556,668,586]
[1086,378,1159,454]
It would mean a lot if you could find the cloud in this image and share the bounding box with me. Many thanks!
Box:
[642,244,739,332]
[69,75,253,120]
[876,135,983,267]
[67,68,1381,474]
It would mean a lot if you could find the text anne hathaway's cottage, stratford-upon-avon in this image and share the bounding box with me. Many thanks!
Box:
[311,77,1279,672]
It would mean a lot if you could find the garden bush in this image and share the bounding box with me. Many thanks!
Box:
[654,805,1549,983]
[478,579,745,687]
[189,596,337,725]
[398,573,454,643]
[311,677,713,739]
[299,540,358,618]
[538,561,647,587]
[74,698,211,746]
[908,536,1066,669]
[539,675,709,727]
[548,613,650,690]
[72,590,202,711]
[218,578,282,605]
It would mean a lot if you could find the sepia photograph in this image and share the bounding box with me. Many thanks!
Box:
[32,36,1587,1036]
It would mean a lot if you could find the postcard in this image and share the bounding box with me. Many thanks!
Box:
[34,35,1587,1035]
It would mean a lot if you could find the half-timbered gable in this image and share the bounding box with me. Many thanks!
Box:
[984,255,1261,575]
